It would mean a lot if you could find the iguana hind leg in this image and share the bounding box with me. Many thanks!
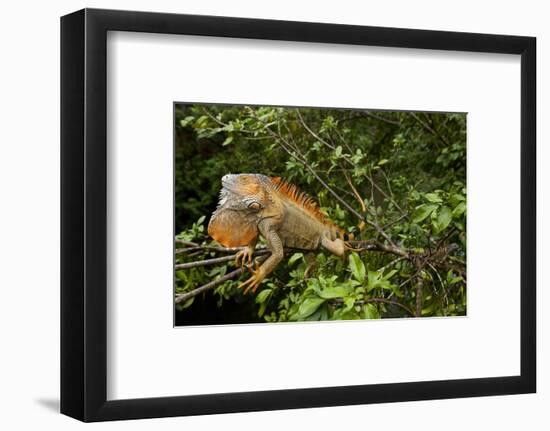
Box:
[303,252,317,279]
[239,219,283,294]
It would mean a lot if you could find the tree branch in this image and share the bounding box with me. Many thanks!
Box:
[176,245,266,254]
[175,239,198,247]
[295,109,336,151]
[175,249,271,270]
[347,240,410,258]
[363,111,401,126]
[175,256,269,304]
[410,112,449,148]
[175,267,246,304]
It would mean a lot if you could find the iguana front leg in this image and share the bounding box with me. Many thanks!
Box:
[239,219,284,294]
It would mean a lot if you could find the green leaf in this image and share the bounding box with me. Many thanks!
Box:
[435,205,452,232]
[298,296,326,318]
[377,159,389,166]
[453,201,466,217]
[366,271,380,291]
[179,116,195,127]
[255,288,272,304]
[348,253,366,282]
[222,135,234,146]
[318,284,353,299]
[255,288,273,317]
[421,302,435,316]
[194,115,209,128]
[450,193,466,206]
[316,253,327,266]
[343,297,355,312]
[449,276,463,286]
[412,204,438,223]
[334,146,342,157]
[181,296,194,309]
[361,303,380,319]
[446,270,464,286]
[385,269,398,280]
[366,269,398,294]
[208,265,227,277]
[425,192,443,203]
[288,252,304,266]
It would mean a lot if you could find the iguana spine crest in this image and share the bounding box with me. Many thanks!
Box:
[270,176,344,237]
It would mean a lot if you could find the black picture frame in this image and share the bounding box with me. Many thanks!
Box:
[61,8,536,422]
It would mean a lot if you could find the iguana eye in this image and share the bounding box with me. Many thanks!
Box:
[248,202,261,211]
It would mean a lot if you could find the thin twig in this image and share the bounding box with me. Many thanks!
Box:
[415,272,424,317]
[200,107,255,135]
[397,268,422,290]
[364,298,414,316]
[344,171,367,214]
[410,112,449,147]
[175,249,271,270]
[347,240,409,258]
[378,256,407,273]
[331,184,357,200]
[364,169,406,215]
[295,109,336,151]
[363,111,401,126]
[175,239,198,247]
[381,213,408,231]
[379,168,395,201]
[434,227,458,254]
[331,127,356,155]
[427,261,448,308]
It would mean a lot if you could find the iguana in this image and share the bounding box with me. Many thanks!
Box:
[208,173,347,293]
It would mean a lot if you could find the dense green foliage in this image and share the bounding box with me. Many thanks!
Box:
[175,104,466,323]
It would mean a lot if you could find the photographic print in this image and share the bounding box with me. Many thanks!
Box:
[60,10,535,420]
[174,104,466,326]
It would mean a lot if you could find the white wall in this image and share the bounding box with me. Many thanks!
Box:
[0,0,547,429]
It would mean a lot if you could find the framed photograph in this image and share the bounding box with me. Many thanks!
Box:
[61,8,536,422]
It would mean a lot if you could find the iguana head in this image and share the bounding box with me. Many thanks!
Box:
[208,174,278,247]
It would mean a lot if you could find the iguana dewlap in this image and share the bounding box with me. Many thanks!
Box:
[208,173,346,293]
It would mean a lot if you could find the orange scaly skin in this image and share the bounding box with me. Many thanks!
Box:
[208,174,346,293]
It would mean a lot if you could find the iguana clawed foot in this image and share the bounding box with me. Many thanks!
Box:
[234,247,254,268]
[238,265,266,295]
[234,242,257,269]
[235,244,266,294]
